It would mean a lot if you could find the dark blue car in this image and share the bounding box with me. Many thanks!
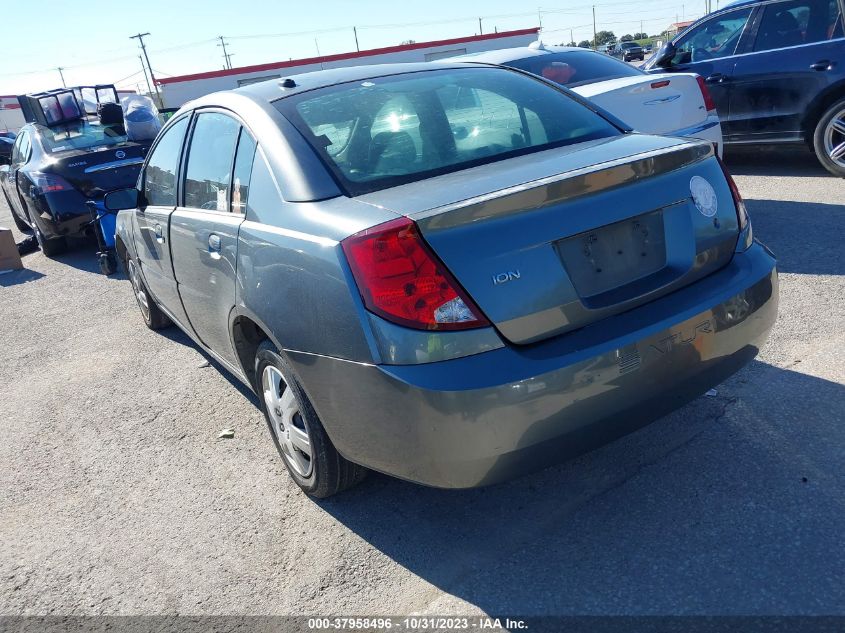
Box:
[644,0,845,176]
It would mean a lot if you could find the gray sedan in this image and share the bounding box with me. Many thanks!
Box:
[106,62,777,497]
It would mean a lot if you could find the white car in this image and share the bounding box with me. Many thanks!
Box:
[452,43,723,155]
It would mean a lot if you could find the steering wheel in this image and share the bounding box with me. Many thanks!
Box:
[692,47,714,61]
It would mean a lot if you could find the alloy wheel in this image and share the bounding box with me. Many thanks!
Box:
[824,107,845,168]
[127,259,151,322]
[262,365,313,477]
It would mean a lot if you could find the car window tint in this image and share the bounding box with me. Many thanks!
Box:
[283,67,619,196]
[830,0,844,37]
[505,51,642,87]
[38,122,127,153]
[183,112,240,211]
[244,150,283,223]
[754,0,841,51]
[143,116,189,207]
[672,8,753,63]
[12,132,30,163]
[232,130,257,215]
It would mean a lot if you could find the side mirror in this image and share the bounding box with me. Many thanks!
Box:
[104,187,140,211]
[652,42,677,68]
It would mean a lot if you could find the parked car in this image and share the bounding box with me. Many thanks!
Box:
[0,118,149,254]
[0,137,13,165]
[644,44,655,54]
[644,0,845,176]
[453,44,723,153]
[617,41,646,61]
[106,62,777,498]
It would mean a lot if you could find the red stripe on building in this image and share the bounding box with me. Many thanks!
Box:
[158,27,540,85]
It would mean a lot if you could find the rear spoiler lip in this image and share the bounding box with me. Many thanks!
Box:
[414,139,714,228]
[83,157,145,174]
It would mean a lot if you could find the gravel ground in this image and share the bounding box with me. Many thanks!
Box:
[0,145,843,617]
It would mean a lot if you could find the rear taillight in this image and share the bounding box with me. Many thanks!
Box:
[342,217,490,331]
[716,155,749,231]
[696,75,717,112]
[30,171,72,194]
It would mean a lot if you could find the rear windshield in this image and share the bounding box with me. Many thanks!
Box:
[277,67,620,196]
[38,122,128,153]
[505,51,643,88]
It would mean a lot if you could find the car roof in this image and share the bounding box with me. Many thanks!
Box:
[445,44,594,66]
[232,61,484,103]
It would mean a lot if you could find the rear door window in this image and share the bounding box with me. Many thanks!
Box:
[753,0,842,51]
[183,112,240,211]
[231,130,257,215]
[143,116,189,207]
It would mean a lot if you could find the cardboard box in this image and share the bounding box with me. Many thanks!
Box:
[0,227,23,272]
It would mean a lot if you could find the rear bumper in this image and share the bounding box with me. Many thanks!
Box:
[290,242,777,488]
[33,191,92,239]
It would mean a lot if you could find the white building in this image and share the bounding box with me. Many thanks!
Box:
[0,96,25,134]
[158,27,540,108]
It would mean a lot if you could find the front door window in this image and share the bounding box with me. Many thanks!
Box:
[672,8,753,64]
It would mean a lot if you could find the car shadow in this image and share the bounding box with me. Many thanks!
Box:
[157,325,259,406]
[745,198,844,275]
[316,361,845,615]
[723,145,830,177]
[0,268,45,286]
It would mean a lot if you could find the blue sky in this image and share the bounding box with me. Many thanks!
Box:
[1,0,711,95]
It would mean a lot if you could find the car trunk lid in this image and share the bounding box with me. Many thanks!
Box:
[48,142,149,198]
[572,73,710,136]
[354,134,740,345]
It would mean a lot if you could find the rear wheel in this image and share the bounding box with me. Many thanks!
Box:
[33,223,66,257]
[255,340,366,498]
[813,98,845,177]
[126,257,171,330]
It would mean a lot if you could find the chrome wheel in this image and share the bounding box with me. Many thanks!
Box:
[127,259,151,322]
[824,107,845,168]
[262,365,313,477]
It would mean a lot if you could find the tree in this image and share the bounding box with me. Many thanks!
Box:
[621,34,634,42]
[577,40,592,48]
[633,32,648,40]
[595,30,616,45]
[564,41,577,47]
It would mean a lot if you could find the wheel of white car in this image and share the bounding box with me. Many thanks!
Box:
[813,97,845,178]
[254,340,366,498]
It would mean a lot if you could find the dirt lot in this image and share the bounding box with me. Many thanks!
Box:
[1,146,843,617]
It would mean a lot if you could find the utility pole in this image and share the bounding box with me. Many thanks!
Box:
[570,28,574,45]
[56,67,66,88]
[478,17,483,35]
[353,26,360,52]
[138,56,153,97]
[130,32,162,107]
[538,8,543,30]
[592,5,598,49]
[217,36,233,70]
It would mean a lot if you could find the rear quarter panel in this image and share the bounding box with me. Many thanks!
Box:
[235,195,399,364]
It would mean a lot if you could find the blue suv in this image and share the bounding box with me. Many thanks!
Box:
[645,0,845,176]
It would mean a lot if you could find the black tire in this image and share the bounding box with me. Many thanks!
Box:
[255,340,367,498]
[3,191,30,233]
[98,251,117,276]
[812,97,845,177]
[33,223,66,257]
[125,256,171,330]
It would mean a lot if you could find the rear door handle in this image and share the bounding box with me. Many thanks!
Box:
[810,60,831,71]
[208,233,221,253]
[154,223,164,243]
[705,73,727,83]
